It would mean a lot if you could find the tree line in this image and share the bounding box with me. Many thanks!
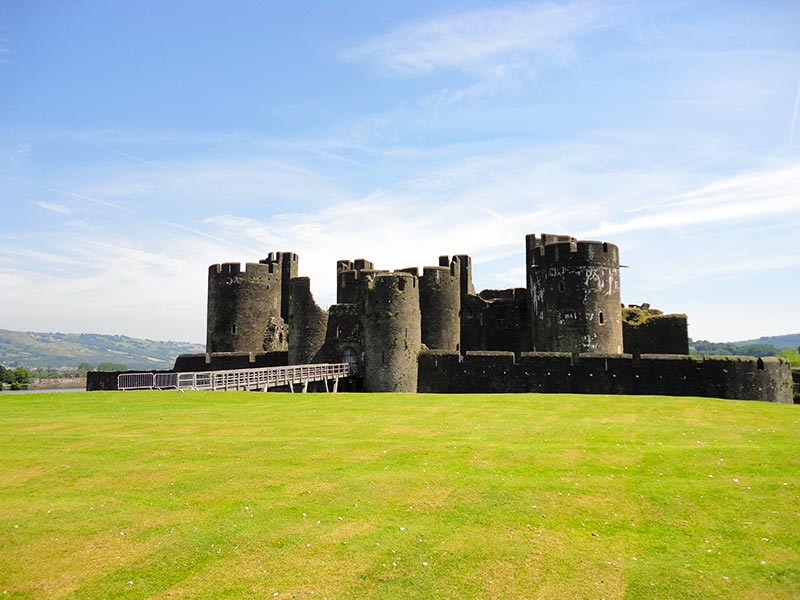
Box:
[0,362,129,390]
[690,341,800,367]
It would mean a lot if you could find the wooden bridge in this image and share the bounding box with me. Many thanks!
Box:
[118,363,355,393]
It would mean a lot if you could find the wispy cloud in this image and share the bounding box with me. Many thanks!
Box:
[32,201,71,215]
[790,80,800,145]
[345,2,612,76]
[584,163,800,236]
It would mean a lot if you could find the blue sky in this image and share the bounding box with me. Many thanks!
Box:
[1,0,798,343]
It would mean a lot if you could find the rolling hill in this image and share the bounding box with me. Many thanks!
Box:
[0,329,204,370]
[733,333,800,350]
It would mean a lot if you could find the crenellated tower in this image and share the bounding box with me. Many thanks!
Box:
[526,233,622,353]
[364,272,421,392]
[419,257,461,351]
[206,251,297,354]
[206,262,283,353]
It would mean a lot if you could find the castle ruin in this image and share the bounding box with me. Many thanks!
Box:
[197,232,791,402]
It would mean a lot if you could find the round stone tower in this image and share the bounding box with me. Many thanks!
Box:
[206,262,282,353]
[364,272,422,392]
[288,276,329,365]
[419,260,460,351]
[526,234,622,353]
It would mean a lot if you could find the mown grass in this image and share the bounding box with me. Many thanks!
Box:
[0,391,797,599]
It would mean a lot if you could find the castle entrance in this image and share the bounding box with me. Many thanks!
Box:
[342,348,360,376]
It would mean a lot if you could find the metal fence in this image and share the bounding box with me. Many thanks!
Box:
[118,363,353,392]
[117,372,155,390]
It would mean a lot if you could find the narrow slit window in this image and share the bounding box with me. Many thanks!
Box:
[599,312,605,324]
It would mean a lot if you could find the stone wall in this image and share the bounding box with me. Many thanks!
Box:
[173,351,288,372]
[418,351,793,403]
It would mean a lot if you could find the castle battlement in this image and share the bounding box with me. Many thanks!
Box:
[531,239,618,268]
[209,262,280,277]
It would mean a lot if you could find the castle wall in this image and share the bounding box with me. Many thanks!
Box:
[420,263,460,351]
[364,272,421,392]
[418,351,793,403]
[288,277,328,365]
[317,303,364,369]
[623,315,689,355]
[173,351,288,372]
[336,259,378,304]
[206,262,282,353]
[461,289,532,355]
[526,235,623,354]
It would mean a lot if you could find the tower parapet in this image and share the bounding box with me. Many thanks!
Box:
[526,234,622,353]
[364,272,421,392]
[206,262,283,353]
[420,259,460,351]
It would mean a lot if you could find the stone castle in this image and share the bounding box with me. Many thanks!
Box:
[197,233,792,402]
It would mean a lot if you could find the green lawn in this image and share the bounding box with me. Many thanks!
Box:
[0,391,798,599]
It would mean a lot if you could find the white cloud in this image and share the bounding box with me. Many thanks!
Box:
[584,163,800,236]
[345,2,611,76]
[33,201,71,215]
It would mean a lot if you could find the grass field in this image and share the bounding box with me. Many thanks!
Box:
[0,391,798,599]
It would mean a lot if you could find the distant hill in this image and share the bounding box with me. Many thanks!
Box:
[0,329,204,370]
[690,333,799,357]
[732,333,800,350]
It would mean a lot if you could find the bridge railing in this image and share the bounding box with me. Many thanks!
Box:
[118,363,354,392]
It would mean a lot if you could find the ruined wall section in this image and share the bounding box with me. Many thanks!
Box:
[206,262,283,353]
[364,272,421,392]
[460,289,531,355]
[418,351,793,403]
[526,234,622,353]
[261,252,298,322]
[288,276,329,365]
[420,260,460,351]
[452,254,475,299]
[336,259,376,304]
[623,314,689,355]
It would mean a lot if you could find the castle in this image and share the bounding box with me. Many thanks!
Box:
[196,233,792,402]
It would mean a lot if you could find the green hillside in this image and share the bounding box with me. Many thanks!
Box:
[0,329,204,370]
[734,333,800,350]
[0,391,797,599]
